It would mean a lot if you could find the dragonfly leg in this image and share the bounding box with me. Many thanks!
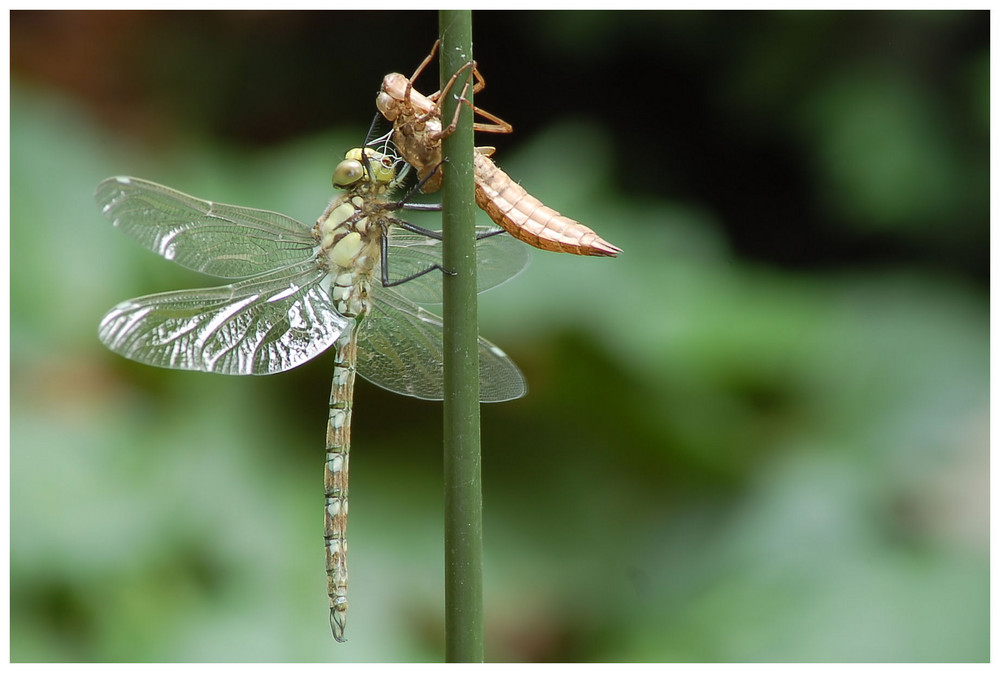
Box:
[470,105,513,135]
[400,202,442,212]
[389,160,506,241]
[394,215,506,243]
[419,44,484,100]
[387,160,446,209]
[431,62,477,140]
[464,65,514,133]
[470,63,486,95]
[396,219,443,241]
[406,39,441,111]
[403,44,511,137]
[379,230,455,288]
[473,227,507,240]
[434,65,513,141]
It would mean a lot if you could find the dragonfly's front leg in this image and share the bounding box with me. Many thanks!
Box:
[391,158,515,240]
[392,157,506,243]
[392,165,508,244]
[389,159,446,208]
[405,39,440,109]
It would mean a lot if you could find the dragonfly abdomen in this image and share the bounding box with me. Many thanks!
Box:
[316,189,387,642]
[473,152,622,257]
[325,324,359,642]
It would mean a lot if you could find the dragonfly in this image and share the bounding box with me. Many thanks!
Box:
[376,40,623,258]
[95,143,528,642]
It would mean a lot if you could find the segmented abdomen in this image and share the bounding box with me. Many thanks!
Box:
[325,324,358,643]
[473,152,622,257]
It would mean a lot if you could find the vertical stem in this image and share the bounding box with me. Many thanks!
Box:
[439,10,484,663]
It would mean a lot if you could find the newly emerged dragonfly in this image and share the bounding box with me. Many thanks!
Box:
[377,41,623,258]
[95,144,528,642]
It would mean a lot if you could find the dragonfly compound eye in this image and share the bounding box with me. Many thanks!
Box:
[375,91,399,119]
[333,160,365,189]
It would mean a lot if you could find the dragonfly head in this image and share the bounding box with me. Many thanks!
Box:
[333,147,398,191]
[377,73,408,120]
[378,72,438,119]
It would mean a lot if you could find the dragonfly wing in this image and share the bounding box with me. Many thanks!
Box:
[356,285,526,402]
[99,261,348,375]
[384,225,530,304]
[96,176,317,278]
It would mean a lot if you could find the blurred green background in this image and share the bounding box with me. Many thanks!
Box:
[10,10,988,662]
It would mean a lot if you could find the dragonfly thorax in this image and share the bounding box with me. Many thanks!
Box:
[317,193,384,319]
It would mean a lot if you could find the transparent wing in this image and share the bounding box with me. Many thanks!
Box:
[383,225,530,304]
[95,176,317,278]
[98,260,349,375]
[356,284,526,402]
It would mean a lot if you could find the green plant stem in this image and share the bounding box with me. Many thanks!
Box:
[439,10,484,664]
